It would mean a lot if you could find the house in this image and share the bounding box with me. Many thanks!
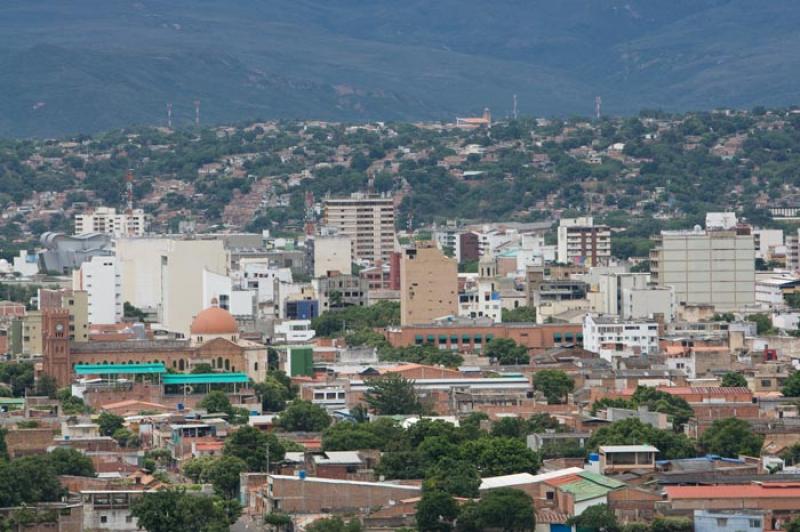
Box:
[597,445,658,475]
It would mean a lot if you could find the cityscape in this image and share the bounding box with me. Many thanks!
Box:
[5,2,800,532]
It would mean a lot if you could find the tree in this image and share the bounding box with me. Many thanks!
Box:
[277,400,332,432]
[484,338,529,365]
[649,517,693,532]
[131,489,231,532]
[491,417,527,439]
[459,437,541,476]
[630,386,694,430]
[254,376,290,412]
[501,306,536,323]
[415,489,459,532]
[720,372,748,388]
[363,374,423,415]
[567,504,619,531]
[192,363,214,374]
[206,456,248,500]
[198,391,233,417]
[182,455,218,484]
[588,418,696,460]
[783,371,800,397]
[0,428,7,461]
[35,375,58,398]
[749,313,774,335]
[424,458,480,498]
[112,427,140,448]
[699,417,763,457]
[532,370,574,404]
[306,516,363,532]
[0,455,64,507]
[48,447,95,477]
[124,302,148,321]
[224,426,285,472]
[458,488,535,532]
[97,412,125,437]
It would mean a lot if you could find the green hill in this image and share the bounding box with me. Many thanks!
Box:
[2,0,800,136]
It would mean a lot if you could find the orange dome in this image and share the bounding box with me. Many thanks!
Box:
[190,306,238,335]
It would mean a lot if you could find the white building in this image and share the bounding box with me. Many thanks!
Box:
[313,234,352,278]
[72,256,122,325]
[116,237,229,335]
[75,207,147,237]
[650,216,755,312]
[12,250,39,276]
[622,286,675,323]
[274,319,315,343]
[753,229,784,261]
[582,314,660,362]
[557,216,611,266]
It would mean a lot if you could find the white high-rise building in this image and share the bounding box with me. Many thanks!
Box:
[72,256,122,325]
[75,207,147,237]
[323,193,395,263]
[650,214,755,312]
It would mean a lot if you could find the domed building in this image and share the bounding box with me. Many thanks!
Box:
[190,299,239,344]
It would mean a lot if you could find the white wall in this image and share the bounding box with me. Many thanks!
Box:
[73,256,121,325]
[314,235,352,278]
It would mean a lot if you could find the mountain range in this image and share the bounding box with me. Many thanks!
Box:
[2,0,800,137]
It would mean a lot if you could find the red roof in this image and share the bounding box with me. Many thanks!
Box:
[666,484,800,500]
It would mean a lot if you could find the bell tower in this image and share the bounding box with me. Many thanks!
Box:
[42,309,71,387]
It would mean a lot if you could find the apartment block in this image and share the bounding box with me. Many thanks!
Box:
[400,242,458,326]
[75,207,147,237]
[323,193,395,263]
[557,216,611,266]
[72,256,122,325]
[650,221,755,312]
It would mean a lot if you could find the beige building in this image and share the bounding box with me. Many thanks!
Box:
[116,238,229,335]
[650,224,755,312]
[557,216,611,266]
[400,242,458,326]
[75,206,147,237]
[313,235,352,278]
[323,193,395,263]
[39,288,89,343]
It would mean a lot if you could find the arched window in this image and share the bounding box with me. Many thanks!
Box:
[179,359,185,371]
[217,357,223,369]
[254,362,258,371]
[172,360,177,369]
[224,359,230,371]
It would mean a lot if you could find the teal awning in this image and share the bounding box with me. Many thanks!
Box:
[163,373,249,385]
[75,363,166,375]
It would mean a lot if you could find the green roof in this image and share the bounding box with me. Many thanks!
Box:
[75,363,166,375]
[162,373,249,385]
[558,472,625,502]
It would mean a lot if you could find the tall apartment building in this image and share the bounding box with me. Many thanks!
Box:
[72,256,122,325]
[400,242,458,326]
[75,207,147,237]
[323,193,395,263]
[650,217,755,312]
[557,217,611,266]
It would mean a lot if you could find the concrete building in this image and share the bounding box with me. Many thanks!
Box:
[753,229,784,260]
[313,234,352,278]
[621,285,675,323]
[650,217,755,312]
[39,288,89,342]
[582,314,660,362]
[400,242,458,326]
[313,273,369,312]
[323,193,395,263]
[72,256,122,325]
[116,238,229,335]
[75,207,148,237]
[557,216,611,266]
[597,445,658,475]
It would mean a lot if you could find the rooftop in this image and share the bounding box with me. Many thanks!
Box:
[666,483,800,499]
[600,445,659,453]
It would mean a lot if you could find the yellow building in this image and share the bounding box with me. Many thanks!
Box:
[400,242,458,326]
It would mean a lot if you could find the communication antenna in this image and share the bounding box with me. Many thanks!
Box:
[125,169,134,215]
[512,94,518,120]
[194,99,201,127]
[166,103,173,129]
[595,96,602,121]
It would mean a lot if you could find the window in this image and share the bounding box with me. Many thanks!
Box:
[761,379,771,387]
[716,518,727,527]
[546,491,554,500]
[100,516,108,524]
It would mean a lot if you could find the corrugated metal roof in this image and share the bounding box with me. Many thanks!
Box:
[600,445,659,453]
[162,372,249,385]
[75,363,166,375]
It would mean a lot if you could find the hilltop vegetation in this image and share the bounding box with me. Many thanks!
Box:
[2,1,800,135]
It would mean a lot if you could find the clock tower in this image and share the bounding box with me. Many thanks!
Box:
[42,309,71,387]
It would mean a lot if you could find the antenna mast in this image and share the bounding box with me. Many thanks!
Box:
[125,169,134,215]
[512,94,518,120]
[194,99,201,127]
[595,96,602,121]
[166,103,173,129]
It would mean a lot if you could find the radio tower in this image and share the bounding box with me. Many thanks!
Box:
[166,103,173,128]
[512,94,518,120]
[125,169,134,215]
[595,96,602,121]
[194,100,201,127]
[304,191,315,236]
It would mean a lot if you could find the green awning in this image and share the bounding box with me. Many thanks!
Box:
[554,333,562,341]
[75,363,166,375]
[450,335,459,342]
[415,335,424,341]
[462,335,471,342]
[427,335,435,342]
[475,335,483,343]
[438,335,448,342]
[162,373,249,385]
